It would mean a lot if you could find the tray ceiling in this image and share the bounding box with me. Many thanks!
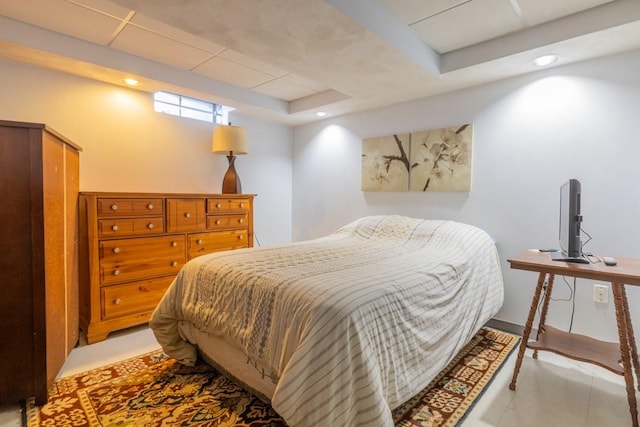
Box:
[1,0,639,125]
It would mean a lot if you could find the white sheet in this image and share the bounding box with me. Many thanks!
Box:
[150,215,504,427]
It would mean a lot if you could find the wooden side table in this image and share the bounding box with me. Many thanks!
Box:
[508,250,640,427]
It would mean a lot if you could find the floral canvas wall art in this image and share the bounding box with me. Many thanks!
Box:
[409,124,472,192]
[361,133,410,191]
[361,124,473,192]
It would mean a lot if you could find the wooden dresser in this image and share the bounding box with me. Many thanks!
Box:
[0,120,81,405]
[79,192,254,343]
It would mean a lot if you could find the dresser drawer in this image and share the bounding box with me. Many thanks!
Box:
[98,217,164,237]
[99,235,186,285]
[206,214,248,230]
[97,198,163,217]
[187,230,248,259]
[101,276,174,320]
[166,198,206,233]
[207,198,250,213]
[80,192,254,343]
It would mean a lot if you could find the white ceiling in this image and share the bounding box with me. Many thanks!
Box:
[1,0,639,125]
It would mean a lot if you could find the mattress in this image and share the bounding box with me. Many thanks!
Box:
[150,215,504,426]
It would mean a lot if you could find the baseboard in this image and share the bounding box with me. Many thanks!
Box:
[486,318,536,338]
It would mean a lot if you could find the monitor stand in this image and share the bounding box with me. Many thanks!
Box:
[550,251,590,264]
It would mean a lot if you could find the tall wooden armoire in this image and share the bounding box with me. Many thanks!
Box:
[0,120,81,405]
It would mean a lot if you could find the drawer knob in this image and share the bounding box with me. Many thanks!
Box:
[197,239,203,244]
[112,225,119,231]
[185,212,191,218]
[113,247,121,254]
[238,235,244,240]
[111,204,118,211]
[113,269,120,276]
[171,241,177,247]
[240,203,245,208]
[147,203,154,210]
[238,218,244,224]
[114,298,121,305]
[139,286,149,292]
[216,203,222,208]
[171,261,178,267]
[147,223,154,229]
[215,219,221,225]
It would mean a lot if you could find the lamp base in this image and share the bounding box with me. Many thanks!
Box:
[221,155,242,194]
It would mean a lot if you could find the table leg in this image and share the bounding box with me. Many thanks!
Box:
[612,282,639,427]
[533,273,555,360]
[620,284,640,392]
[510,272,547,390]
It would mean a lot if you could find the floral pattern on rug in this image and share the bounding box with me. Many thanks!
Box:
[29,352,285,427]
[27,327,518,427]
[393,327,519,427]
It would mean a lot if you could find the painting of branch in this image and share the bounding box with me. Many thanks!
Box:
[361,124,473,192]
[409,124,473,192]
[361,133,410,191]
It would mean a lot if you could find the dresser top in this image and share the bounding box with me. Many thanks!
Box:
[80,192,256,198]
[0,119,83,152]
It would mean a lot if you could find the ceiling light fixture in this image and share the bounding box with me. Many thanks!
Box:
[124,78,139,86]
[316,111,328,117]
[533,55,558,67]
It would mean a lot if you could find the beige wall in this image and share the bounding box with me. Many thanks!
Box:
[0,58,293,245]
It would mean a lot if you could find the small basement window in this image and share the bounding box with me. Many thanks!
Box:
[153,91,232,124]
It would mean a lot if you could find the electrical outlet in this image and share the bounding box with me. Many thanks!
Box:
[593,284,608,304]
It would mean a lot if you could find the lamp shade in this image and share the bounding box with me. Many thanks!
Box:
[212,125,248,155]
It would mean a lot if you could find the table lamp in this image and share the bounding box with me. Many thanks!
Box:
[212,124,248,194]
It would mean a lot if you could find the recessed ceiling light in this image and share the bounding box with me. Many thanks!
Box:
[124,78,139,86]
[316,111,328,117]
[533,55,558,67]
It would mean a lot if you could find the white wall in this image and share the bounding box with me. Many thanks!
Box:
[3,48,639,342]
[292,49,640,342]
[0,58,293,246]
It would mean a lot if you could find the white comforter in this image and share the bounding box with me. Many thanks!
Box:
[150,215,504,427]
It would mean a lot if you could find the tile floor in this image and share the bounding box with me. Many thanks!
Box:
[0,326,633,426]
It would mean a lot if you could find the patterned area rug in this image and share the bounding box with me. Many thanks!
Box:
[26,327,518,427]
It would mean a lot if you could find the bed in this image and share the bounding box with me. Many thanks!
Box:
[150,215,504,427]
